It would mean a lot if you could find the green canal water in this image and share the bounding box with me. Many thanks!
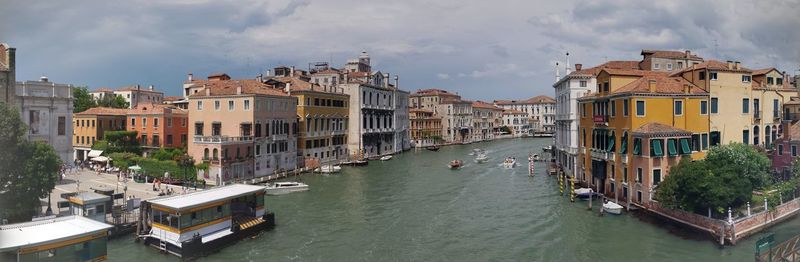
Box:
[107,138,800,261]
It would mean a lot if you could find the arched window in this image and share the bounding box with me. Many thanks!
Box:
[213,148,219,160]
[754,125,760,145]
[204,148,209,160]
[766,126,772,146]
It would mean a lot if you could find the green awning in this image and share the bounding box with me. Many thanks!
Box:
[667,139,678,156]
[620,137,628,154]
[679,138,691,155]
[651,139,664,157]
[607,136,615,152]
[633,139,641,155]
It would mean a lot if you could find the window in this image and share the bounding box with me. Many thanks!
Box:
[197,101,203,110]
[743,98,750,113]
[610,101,616,117]
[228,100,234,111]
[603,82,609,92]
[195,122,204,136]
[623,99,629,116]
[677,62,683,69]
[702,133,708,150]
[777,78,784,85]
[767,77,774,85]
[742,75,751,82]
[650,139,664,157]
[667,63,673,71]
[244,100,251,110]
[710,98,718,113]
[579,81,587,87]
[256,145,261,156]
[779,144,784,155]
[653,169,662,186]
[215,100,220,110]
[699,71,706,80]
[154,118,159,127]
[58,116,66,136]
[743,130,749,144]
[700,100,708,115]
[636,168,643,182]
[166,135,173,145]
[674,100,683,115]
[710,72,718,80]
[793,145,798,157]
[654,63,660,70]
[142,118,147,127]
[636,101,645,116]
[167,118,172,127]
[212,123,221,136]
[623,167,628,183]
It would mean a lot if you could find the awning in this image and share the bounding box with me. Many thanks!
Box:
[679,138,691,154]
[633,138,641,155]
[650,139,664,157]
[667,139,678,156]
[128,165,142,171]
[91,156,109,162]
[607,136,615,152]
[87,150,103,158]
[620,136,628,154]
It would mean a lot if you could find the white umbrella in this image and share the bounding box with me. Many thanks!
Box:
[128,165,142,171]
[91,156,109,162]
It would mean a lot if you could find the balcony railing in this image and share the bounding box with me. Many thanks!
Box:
[754,110,762,120]
[773,111,781,120]
[785,113,800,121]
[193,135,253,144]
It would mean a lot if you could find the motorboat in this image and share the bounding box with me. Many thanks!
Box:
[341,160,368,166]
[542,146,553,152]
[602,201,624,215]
[475,153,489,163]
[574,188,599,200]
[449,159,464,169]
[426,145,441,151]
[315,165,342,173]
[266,181,309,195]
[502,157,516,169]
[380,155,393,161]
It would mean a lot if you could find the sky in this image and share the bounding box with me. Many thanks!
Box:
[2,0,799,101]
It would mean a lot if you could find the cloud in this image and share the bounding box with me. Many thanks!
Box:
[1,0,798,101]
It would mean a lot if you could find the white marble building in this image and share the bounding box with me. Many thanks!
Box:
[16,77,74,163]
[553,64,593,179]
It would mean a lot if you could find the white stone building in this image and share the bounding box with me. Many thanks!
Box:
[501,109,530,137]
[437,99,473,143]
[393,89,411,151]
[16,77,74,163]
[494,96,555,134]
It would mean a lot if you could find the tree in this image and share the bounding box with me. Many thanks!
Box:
[0,103,62,222]
[97,95,129,109]
[101,130,141,154]
[704,143,770,189]
[73,86,96,113]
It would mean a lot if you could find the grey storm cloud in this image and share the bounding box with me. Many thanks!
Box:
[1,0,798,100]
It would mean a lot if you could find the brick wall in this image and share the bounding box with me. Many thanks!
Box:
[733,198,800,241]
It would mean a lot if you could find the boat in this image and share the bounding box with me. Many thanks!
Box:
[341,160,368,166]
[426,145,441,151]
[475,153,489,163]
[542,146,553,152]
[528,154,540,162]
[315,165,341,173]
[574,188,599,200]
[380,155,393,161]
[265,182,309,195]
[602,201,624,215]
[449,159,463,169]
[502,157,516,169]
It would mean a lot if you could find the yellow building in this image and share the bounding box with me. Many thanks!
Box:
[578,69,709,208]
[750,67,797,147]
[278,76,350,164]
[409,108,442,147]
[72,107,128,161]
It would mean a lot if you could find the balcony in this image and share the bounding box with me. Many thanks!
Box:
[773,111,781,120]
[593,115,608,125]
[621,154,628,164]
[590,148,606,160]
[754,110,762,120]
[194,135,253,144]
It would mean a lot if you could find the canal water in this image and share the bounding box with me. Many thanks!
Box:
[107,138,800,261]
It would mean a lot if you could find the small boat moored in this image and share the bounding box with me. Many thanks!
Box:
[449,159,464,169]
[379,155,393,161]
[266,182,310,195]
[315,165,342,173]
[426,145,441,151]
[341,160,368,166]
[602,201,624,215]
[574,188,599,200]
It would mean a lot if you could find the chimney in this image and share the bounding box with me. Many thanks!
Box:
[188,73,193,81]
[565,52,571,74]
[205,88,210,96]
[290,66,295,77]
[265,69,270,77]
[285,82,292,94]
[236,86,242,95]
[383,73,389,88]
[7,46,15,71]
[648,79,657,92]
[555,62,560,83]
[136,84,141,90]
[727,60,733,69]
[256,73,263,82]
[685,50,691,58]
[683,84,690,94]
[149,85,154,90]
[734,61,741,70]
[394,75,399,88]
[575,64,583,71]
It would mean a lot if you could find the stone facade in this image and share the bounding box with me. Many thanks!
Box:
[16,78,74,163]
[0,43,16,106]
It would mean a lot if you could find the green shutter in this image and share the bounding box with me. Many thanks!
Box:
[620,136,628,154]
[667,139,678,156]
[633,139,641,155]
[651,139,664,157]
[607,136,615,152]
[679,138,691,155]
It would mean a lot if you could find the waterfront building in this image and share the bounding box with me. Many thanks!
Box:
[409,88,461,113]
[0,43,16,105]
[15,77,75,163]
[89,85,164,109]
[393,90,411,151]
[750,67,796,148]
[0,216,112,261]
[89,87,114,101]
[577,69,709,207]
[73,107,128,161]
[409,108,443,147]
[501,109,530,136]
[493,96,556,134]
[437,98,473,143]
[471,100,503,142]
[186,73,297,185]
[769,98,800,176]
[275,70,350,164]
[552,61,639,180]
[140,184,273,258]
[639,50,704,72]
[126,103,188,149]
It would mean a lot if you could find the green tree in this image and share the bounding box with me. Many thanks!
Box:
[97,95,129,109]
[704,143,770,189]
[72,86,96,113]
[0,103,62,222]
[102,130,141,154]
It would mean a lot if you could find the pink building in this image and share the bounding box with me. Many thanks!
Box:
[187,74,298,185]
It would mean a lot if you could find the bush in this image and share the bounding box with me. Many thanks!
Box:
[150,148,185,161]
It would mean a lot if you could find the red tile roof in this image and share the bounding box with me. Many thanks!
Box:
[127,103,187,115]
[633,122,692,136]
[494,95,555,105]
[752,68,778,76]
[188,79,289,98]
[676,60,752,74]
[568,60,641,77]
[411,88,461,97]
[641,50,703,60]
[75,107,129,116]
[612,72,705,95]
[92,87,114,93]
[162,96,183,102]
[503,109,526,115]
[471,100,503,110]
